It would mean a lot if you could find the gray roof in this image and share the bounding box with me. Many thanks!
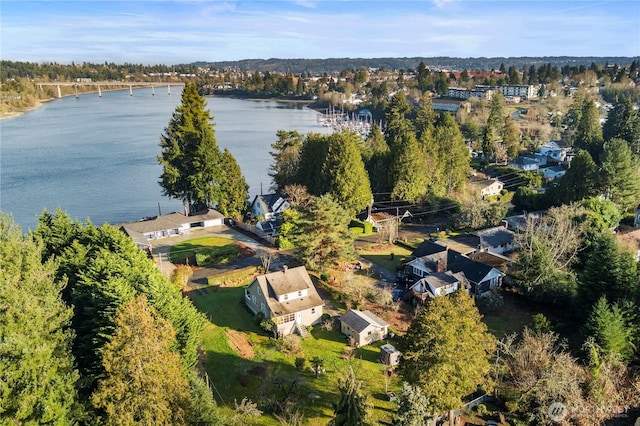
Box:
[253,266,324,316]
[340,309,389,333]
[115,209,224,234]
[472,226,516,248]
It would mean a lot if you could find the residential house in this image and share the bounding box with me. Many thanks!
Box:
[244,266,324,337]
[542,166,567,181]
[509,153,547,171]
[117,209,225,242]
[432,98,469,113]
[250,193,290,221]
[407,271,470,305]
[470,177,504,197]
[340,309,389,347]
[436,225,516,256]
[539,141,570,162]
[406,245,505,296]
[250,192,290,236]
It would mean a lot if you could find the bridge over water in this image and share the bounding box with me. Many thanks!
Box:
[36,81,184,98]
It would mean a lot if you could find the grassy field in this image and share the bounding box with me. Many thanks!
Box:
[357,242,413,273]
[189,282,401,425]
[479,291,537,338]
[169,236,235,262]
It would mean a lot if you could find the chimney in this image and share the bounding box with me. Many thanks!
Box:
[436,258,445,273]
[283,265,288,273]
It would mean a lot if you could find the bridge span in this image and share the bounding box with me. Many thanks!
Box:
[36,81,183,98]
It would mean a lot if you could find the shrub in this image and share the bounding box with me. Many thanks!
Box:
[278,334,303,356]
[170,264,192,292]
[259,318,275,336]
[295,357,306,371]
[475,403,489,416]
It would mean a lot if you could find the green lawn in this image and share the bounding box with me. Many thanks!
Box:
[358,243,413,273]
[189,282,401,425]
[169,236,235,262]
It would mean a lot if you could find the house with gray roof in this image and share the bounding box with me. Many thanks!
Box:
[407,271,470,305]
[117,209,225,245]
[339,309,389,347]
[244,266,324,337]
[406,247,504,296]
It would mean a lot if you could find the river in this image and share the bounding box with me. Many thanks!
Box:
[0,87,330,231]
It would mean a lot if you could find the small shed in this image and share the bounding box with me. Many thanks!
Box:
[380,343,401,366]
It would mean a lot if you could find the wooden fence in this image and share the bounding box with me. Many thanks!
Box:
[233,221,277,246]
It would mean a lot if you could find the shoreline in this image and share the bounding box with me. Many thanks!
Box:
[0,98,53,121]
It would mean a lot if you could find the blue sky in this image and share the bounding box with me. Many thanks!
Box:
[1,1,639,64]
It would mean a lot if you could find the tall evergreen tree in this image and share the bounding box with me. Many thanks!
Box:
[603,98,640,154]
[398,290,496,416]
[434,112,470,194]
[294,194,355,271]
[322,131,372,215]
[502,115,520,160]
[158,82,222,213]
[363,124,391,194]
[91,295,192,425]
[295,133,330,195]
[575,98,604,160]
[269,130,303,191]
[218,148,249,220]
[33,211,205,393]
[385,92,414,150]
[0,214,80,425]
[482,92,505,160]
[579,231,638,308]
[391,133,428,202]
[329,367,370,426]
[553,149,599,204]
[600,137,640,212]
[585,297,636,362]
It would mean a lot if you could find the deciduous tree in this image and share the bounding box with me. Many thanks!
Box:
[397,291,496,417]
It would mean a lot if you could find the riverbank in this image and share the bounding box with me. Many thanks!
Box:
[0,98,51,121]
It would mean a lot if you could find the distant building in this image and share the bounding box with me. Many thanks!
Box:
[432,99,469,113]
[447,86,494,100]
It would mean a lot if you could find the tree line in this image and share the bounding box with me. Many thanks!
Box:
[0,212,224,425]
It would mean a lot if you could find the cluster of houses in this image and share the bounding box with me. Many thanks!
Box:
[509,140,571,182]
[241,221,517,366]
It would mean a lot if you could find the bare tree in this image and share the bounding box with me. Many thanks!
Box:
[260,250,274,273]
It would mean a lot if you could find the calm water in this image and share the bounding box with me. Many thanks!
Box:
[0,87,329,231]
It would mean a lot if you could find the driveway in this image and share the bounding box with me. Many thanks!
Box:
[151,224,272,278]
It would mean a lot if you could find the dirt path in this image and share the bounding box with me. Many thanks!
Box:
[225,330,255,359]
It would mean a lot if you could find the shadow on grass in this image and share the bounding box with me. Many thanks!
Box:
[189,285,263,333]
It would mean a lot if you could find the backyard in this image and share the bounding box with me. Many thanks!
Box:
[169,236,254,265]
[188,281,401,425]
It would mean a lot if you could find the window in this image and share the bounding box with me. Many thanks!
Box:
[297,291,302,297]
[368,331,372,335]
[284,294,289,301]
[274,313,295,324]
[311,308,315,314]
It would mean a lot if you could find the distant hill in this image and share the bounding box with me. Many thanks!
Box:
[193,56,639,74]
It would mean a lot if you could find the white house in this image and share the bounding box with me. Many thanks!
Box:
[539,141,570,162]
[340,309,389,347]
[407,271,469,304]
[117,209,225,241]
[244,266,324,337]
[250,193,290,221]
[542,166,567,181]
